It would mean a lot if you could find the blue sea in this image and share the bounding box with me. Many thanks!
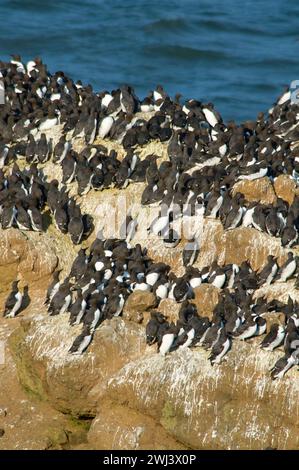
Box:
[1,0,299,122]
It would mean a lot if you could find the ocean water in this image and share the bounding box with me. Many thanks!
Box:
[1,0,299,122]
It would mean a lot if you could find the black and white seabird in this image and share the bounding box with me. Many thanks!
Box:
[62,152,77,184]
[54,203,69,234]
[98,116,114,139]
[209,328,231,365]
[224,194,244,230]
[260,323,285,351]
[172,276,190,303]
[3,280,23,318]
[233,314,257,340]
[145,263,168,287]
[45,269,62,305]
[70,248,88,280]
[53,136,71,163]
[182,238,199,267]
[158,322,178,356]
[27,200,43,231]
[36,133,51,163]
[270,352,299,380]
[202,103,221,128]
[281,212,298,248]
[69,288,87,326]
[67,205,84,245]
[38,108,58,132]
[209,266,226,289]
[15,201,31,231]
[153,277,169,300]
[69,326,93,355]
[201,320,223,350]
[146,311,166,345]
[275,252,297,282]
[83,296,103,332]
[105,290,126,317]
[257,255,278,286]
[48,282,72,316]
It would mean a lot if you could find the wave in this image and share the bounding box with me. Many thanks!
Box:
[143,44,229,60]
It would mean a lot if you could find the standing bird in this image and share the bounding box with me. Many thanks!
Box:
[36,133,51,163]
[53,136,71,163]
[70,248,88,280]
[54,203,69,234]
[270,352,298,380]
[3,281,23,318]
[48,282,72,316]
[145,311,166,345]
[209,328,231,365]
[257,255,278,287]
[158,322,178,356]
[69,326,93,355]
[275,253,297,283]
[182,238,200,267]
[45,270,62,305]
[233,314,258,340]
[69,288,88,326]
[260,324,285,351]
[67,204,84,245]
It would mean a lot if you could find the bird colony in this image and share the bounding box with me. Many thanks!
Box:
[1,55,299,380]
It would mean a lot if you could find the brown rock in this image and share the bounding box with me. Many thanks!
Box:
[105,340,299,450]
[0,229,58,310]
[0,304,89,450]
[196,219,224,269]
[123,291,157,323]
[9,315,146,418]
[3,132,299,451]
[195,221,289,275]
[158,298,180,324]
[87,399,186,450]
[192,284,220,320]
[232,177,276,205]
[274,174,298,205]
[221,227,287,272]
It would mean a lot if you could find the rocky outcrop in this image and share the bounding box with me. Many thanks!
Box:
[196,222,287,272]
[2,135,299,450]
[10,314,146,417]
[103,341,299,450]
[274,174,299,205]
[87,401,186,450]
[7,290,299,450]
[232,177,277,205]
[0,309,90,450]
[123,291,157,323]
[0,229,58,298]
[4,221,299,449]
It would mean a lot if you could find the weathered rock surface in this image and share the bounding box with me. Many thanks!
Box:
[232,177,277,205]
[8,303,299,450]
[103,343,299,450]
[195,222,288,272]
[2,133,299,450]
[192,284,220,320]
[0,308,89,450]
[10,314,146,418]
[123,291,157,323]
[274,174,299,205]
[0,228,58,298]
[6,240,299,449]
[88,400,186,450]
